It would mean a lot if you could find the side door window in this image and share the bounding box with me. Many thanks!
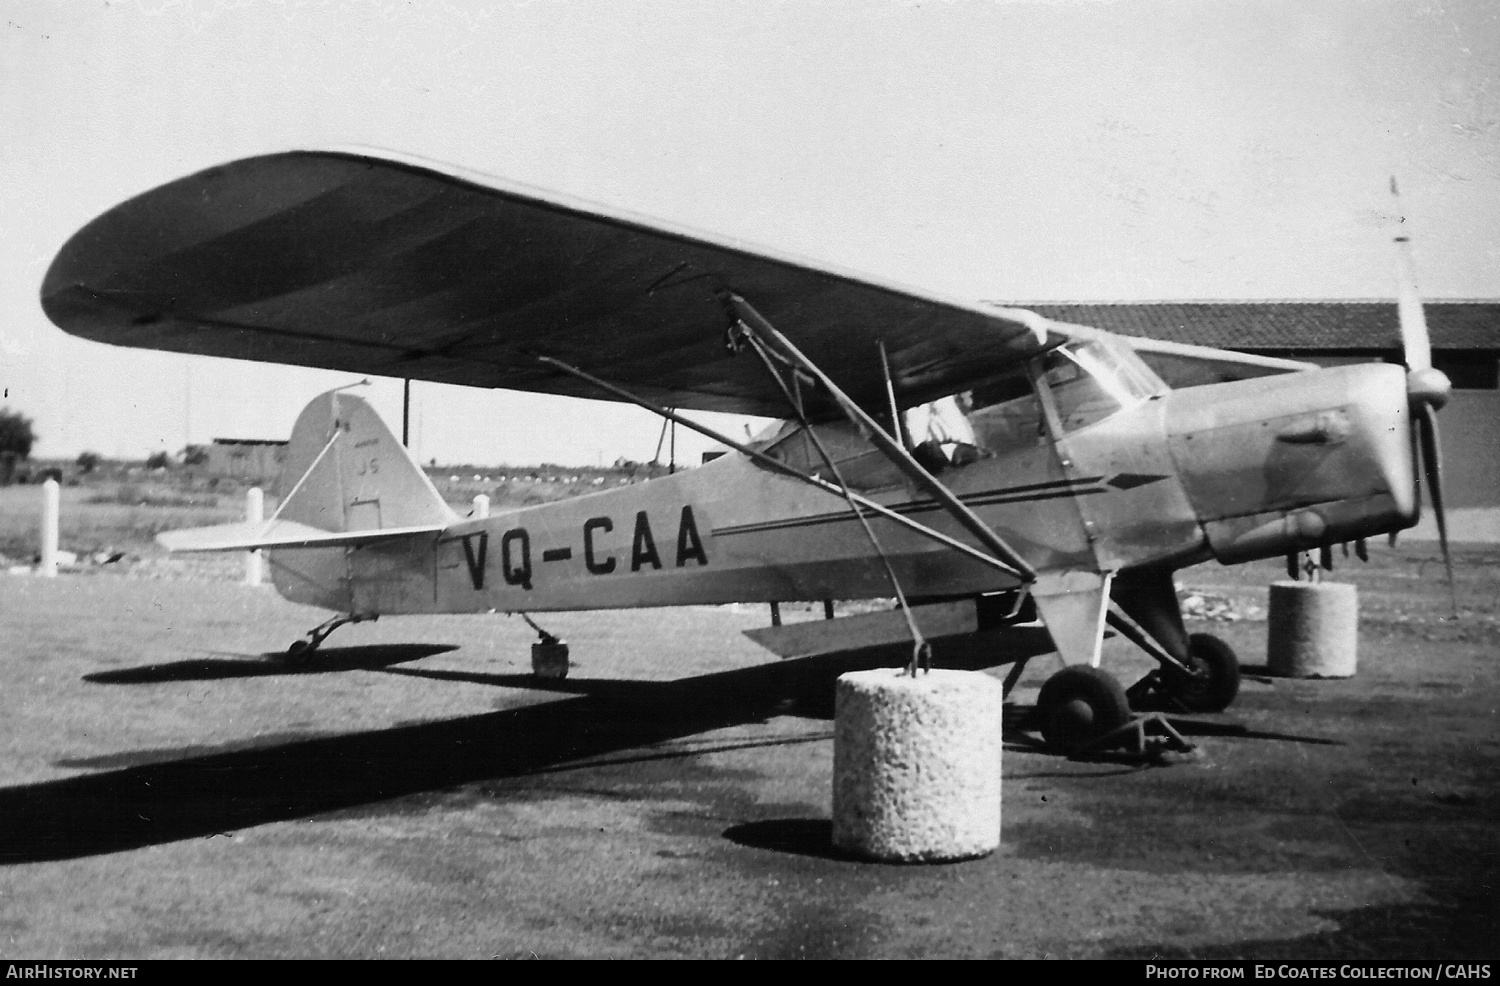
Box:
[965,366,1047,455]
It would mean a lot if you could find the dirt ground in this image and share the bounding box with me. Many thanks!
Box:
[0,541,1495,959]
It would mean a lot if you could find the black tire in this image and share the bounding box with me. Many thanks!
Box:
[1036,665,1131,752]
[1165,633,1240,713]
[283,639,312,666]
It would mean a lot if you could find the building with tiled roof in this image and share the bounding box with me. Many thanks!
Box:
[1009,301,1500,388]
[1015,301,1499,351]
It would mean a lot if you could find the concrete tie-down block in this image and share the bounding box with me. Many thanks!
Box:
[1267,580,1358,678]
[833,668,1002,863]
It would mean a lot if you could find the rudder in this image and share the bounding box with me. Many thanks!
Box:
[276,388,455,532]
[269,389,455,610]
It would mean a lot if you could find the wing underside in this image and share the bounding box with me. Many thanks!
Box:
[48,147,1461,414]
[1121,337,1316,388]
[42,149,1062,418]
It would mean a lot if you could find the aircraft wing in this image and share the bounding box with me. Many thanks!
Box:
[1007,299,1500,388]
[1118,337,1316,389]
[41,148,1066,419]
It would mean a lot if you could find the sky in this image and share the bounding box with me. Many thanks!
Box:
[3,0,1498,466]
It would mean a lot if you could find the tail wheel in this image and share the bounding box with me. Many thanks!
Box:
[282,639,313,666]
[1165,633,1240,713]
[1036,666,1131,752]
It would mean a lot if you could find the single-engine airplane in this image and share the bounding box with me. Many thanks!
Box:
[40,150,1455,750]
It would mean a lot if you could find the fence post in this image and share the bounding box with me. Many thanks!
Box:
[38,478,59,577]
[245,487,263,586]
[472,494,490,519]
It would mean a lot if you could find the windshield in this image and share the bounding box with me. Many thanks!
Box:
[1040,339,1163,433]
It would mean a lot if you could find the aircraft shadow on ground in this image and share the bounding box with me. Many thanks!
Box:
[12,636,1335,863]
[82,644,458,683]
[6,647,991,864]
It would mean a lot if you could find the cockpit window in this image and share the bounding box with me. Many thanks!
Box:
[757,419,907,491]
[903,394,984,472]
[751,337,1167,484]
[1041,340,1161,433]
[964,365,1046,455]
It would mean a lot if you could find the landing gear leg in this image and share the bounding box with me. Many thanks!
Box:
[1111,568,1239,713]
[1030,571,1127,750]
[520,613,569,680]
[283,613,376,665]
[1000,658,1029,698]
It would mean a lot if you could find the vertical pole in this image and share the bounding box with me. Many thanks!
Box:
[770,600,781,627]
[39,478,59,578]
[184,364,192,453]
[402,378,411,448]
[472,494,490,519]
[652,415,670,465]
[245,487,263,586]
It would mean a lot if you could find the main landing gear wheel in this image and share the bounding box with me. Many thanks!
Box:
[1163,633,1240,713]
[1036,665,1131,752]
[282,639,313,666]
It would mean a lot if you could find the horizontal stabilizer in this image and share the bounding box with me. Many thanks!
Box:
[158,519,446,553]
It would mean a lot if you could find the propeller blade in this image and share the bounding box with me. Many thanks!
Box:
[1416,402,1457,616]
[1319,544,1334,571]
[1355,538,1368,562]
[1391,177,1432,374]
[1287,552,1299,580]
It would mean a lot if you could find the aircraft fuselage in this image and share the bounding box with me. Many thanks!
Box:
[267,358,1417,619]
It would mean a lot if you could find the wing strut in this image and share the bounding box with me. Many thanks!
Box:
[722,293,1038,582]
[738,323,934,672]
[532,356,1023,579]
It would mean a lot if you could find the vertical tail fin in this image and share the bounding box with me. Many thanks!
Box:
[267,389,454,612]
[277,388,456,533]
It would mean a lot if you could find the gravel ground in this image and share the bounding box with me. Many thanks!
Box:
[0,541,1495,959]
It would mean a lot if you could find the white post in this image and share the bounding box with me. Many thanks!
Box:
[245,487,263,586]
[38,479,59,577]
[472,494,490,519]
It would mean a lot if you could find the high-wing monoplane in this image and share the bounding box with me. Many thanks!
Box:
[41,150,1455,750]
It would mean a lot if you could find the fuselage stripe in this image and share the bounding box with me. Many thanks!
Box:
[711,477,1108,538]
